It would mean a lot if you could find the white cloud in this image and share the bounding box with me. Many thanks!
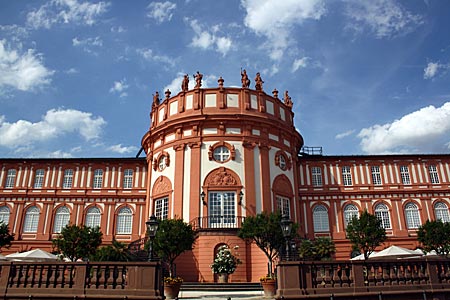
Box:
[0,108,106,148]
[357,102,450,154]
[292,57,310,72]
[107,144,138,154]
[241,0,325,61]
[26,0,110,29]
[423,62,440,79]
[72,36,103,54]
[335,130,355,140]
[136,48,175,67]
[65,67,78,74]
[344,0,423,39]
[147,1,176,24]
[0,39,54,92]
[109,79,129,98]
[187,19,233,56]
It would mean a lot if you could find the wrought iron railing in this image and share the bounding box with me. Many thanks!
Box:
[190,216,245,230]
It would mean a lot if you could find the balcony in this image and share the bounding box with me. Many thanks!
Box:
[190,216,245,231]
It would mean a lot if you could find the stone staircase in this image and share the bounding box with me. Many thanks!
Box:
[177,282,266,299]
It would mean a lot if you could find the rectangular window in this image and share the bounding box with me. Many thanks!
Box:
[123,169,133,189]
[371,166,382,185]
[311,167,323,187]
[342,166,352,186]
[33,169,45,189]
[276,196,290,218]
[400,165,411,185]
[93,169,103,189]
[155,197,169,220]
[63,169,74,189]
[5,169,16,189]
[208,192,236,228]
[428,165,440,184]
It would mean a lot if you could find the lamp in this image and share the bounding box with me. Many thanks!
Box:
[146,214,159,261]
[238,191,244,205]
[201,191,206,206]
[280,214,293,260]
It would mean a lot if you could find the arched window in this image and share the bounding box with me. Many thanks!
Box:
[0,206,10,224]
[54,207,70,233]
[405,203,421,229]
[23,206,40,233]
[313,205,329,232]
[343,204,359,227]
[374,203,391,229]
[116,207,133,234]
[435,202,450,223]
[85,207,101,228]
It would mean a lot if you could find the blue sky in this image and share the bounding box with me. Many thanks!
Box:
[0,0,449,158]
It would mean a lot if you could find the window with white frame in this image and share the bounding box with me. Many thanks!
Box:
[23,206,40,233]
[276,196,290,218]
[63,169,73,189]
[116,207,133,234]
[208,192,236,227]
[5,169,16,188]
[158,156,168,171]
[0,206,10,225]
[400,165,411,185]
[371,166,382,185]
[434,202,450,223]
[343,204,359,227]
[374,203,391,229]
[53,206,70,233]
[313,205,329,232]
[155,197,169,220]
[428,165,440,184]
[341,166,352,186]
[93,169,103,189]
[123,169,133,189]
[85,207,101,228]
[213,146,231,162]
[33,169,45,189]
[311,167,323,187]
[405,203,421,229]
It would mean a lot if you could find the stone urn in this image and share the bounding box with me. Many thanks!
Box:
[261,280,277,297]
[163,282,182,299]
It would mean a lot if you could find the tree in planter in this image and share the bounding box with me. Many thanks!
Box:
[0,222,14,251]
[346,210,386,260]
[298,237,336,261]
[91,239,132,261]
[238,211,298,278]
[417,220,450,256]
[52,224,103,261]
[152,218,196,282]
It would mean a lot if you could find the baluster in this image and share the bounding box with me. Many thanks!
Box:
[397,264,405,285]
[16,265,24,287]
[23,264,30,287]
[382,263,390,286]
[85,265,92,288]
[390,264,398,285]
[112,266,119,289]
[314,264,322,288]
[323,265,332,288]
[332,265,340,287]
[411,263,420,284]
[375,263,383,286]
[367,265,376,286]
[53,265,60,288]
[104,266,110,289]
[341,264,350,287]
[38,265,44,287]
[419,262,427,284]
[404,264,412,285]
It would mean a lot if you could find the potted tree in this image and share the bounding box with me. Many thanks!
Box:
[238,212,298,296]
[152,218,196,300]
[210,245,241,283]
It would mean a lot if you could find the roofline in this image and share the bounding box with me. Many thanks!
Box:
[0,157,147,162]
[299,153,450,159]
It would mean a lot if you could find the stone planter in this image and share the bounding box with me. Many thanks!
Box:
[217,273,229,283]
[261,280,277,297]
[164,282,182,299]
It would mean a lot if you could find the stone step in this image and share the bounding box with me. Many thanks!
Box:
[180,282,262,292]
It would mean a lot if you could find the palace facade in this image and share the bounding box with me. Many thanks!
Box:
[1,74,449,282]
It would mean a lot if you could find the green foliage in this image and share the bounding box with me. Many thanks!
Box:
[0,222,14,250]
[91,239,132,261]
[298,237,336,261]
[210,245,241,274]
[238,211,298,276]
[346,210,386,260]
[152,218,196,278]
[418,220,450,256]
[52,224,103,262]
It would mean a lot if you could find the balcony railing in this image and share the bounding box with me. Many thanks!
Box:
[190,216,245,230]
